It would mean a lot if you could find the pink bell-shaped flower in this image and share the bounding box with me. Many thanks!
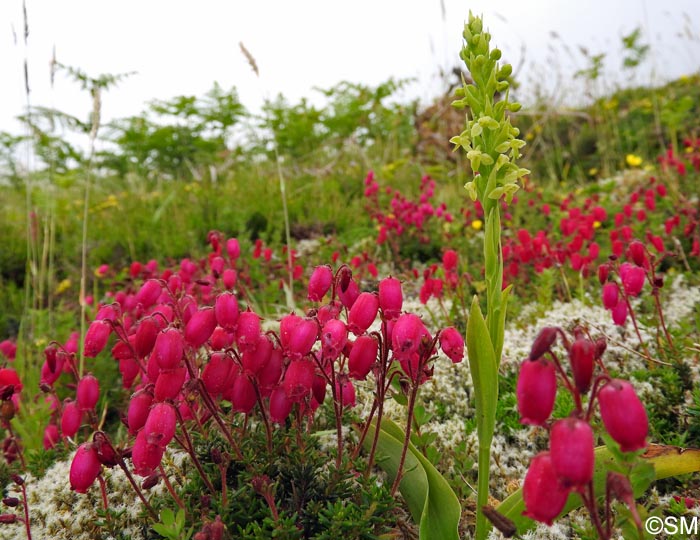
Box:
[214,292,239,332]
[83,320,111,358]
[439,327,464,363]
[185,308,217,348]
[522,452,571,525]
[516,358,556,426]
[347,292,379,335]
[598,379,648,452]
[601,283,619,310]
[320,319,348,360]
[550,418,595,488]
[348,335,378,380]
[76,374,100,411]
[70,443,102,493]
[569,338,595,394]
[153,328,184,370]
[378,277,403,320]
[127,389,154,435]
[308,265,333,302]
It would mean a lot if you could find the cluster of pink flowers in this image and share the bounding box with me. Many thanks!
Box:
[517,326,648,529]
[363,171,454,249]
[33,231,465,499]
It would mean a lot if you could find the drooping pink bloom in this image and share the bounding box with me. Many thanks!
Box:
[84,320,111,358]
[308,266,333,302]
[61,400,83,438]
[70,444,102,493]
[348,335,378,380]
[214,293,239,331]
[378,277,403,320]
[348,292,379,335]
[391,313,430,360]
[619,262,646,296]
[76,374,100,411]
[601,283,619,310]
[517,359,556,426]
[550,418,595,488]
[143,403,177,447]
[569,338,595,394]
[127,389,154,435]
[153,328,184,370]
[522,452,571,525]
[439,327,464,363]
[598,379,648,452]
[185,308,217,348]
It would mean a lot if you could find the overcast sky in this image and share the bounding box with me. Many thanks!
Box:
[1,0,699,139]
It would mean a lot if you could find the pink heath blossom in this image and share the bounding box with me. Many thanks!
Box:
[391,313,430,360]
[598,379,648,452]
[241,335,273,375]
[282,359,316,402]
[550,418,595,488]
[143,402,177,447]
[70,444,102,493]
[83,320,111,358]
[231,376,257,413]
[202,352,235,396]
[61,400,83,438]
[619,262,646,296]
[569,338,595,394]
[43,424,59,450]
[185,308,217,348]
[348,335,378,380]
[135,279,163,308]
[347,292,379,335]
[522,452,571,525]
[131,429,166,476]
[235,311,262,352]
[153,328,185,370]
[76,374,100,411]
[320,319,348,360]
[439,327,464,363]
[378,276,403,320]
[517,359,556,426]
[127,389,154,435]
[601,283,619,310]
[269,387,293,424]
[154,367,187,402]
[611,300,628,326]
[308,265,333,302]
[214,292,239,331]
[528,326,558,361]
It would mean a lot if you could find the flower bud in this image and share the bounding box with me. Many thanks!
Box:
[598,379,648,452]
[348,335,378,380]
[528,327,558,361]
[597,263,610,285]
[569,338,595,394]
[76,374,100,411]
[308,266,333,302]
[378,277,403,320]
[185,308,217,348]
[347,292,379,335]
[516,359,556,426]
[70,443,102,493]
[439,327,464,363]
[550,418,595,487]
[522,452,571,525]
[214,293,239,331]
[83,320,111,358]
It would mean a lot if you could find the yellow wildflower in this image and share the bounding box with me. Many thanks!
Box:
[56,279,71,294]
[471,219,483,231]
[626,154,643,167]
[593,220,602,229]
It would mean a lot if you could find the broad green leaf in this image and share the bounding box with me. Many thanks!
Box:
[496,444,700,535]
[360,418,460,540]
[466,297,498,444]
